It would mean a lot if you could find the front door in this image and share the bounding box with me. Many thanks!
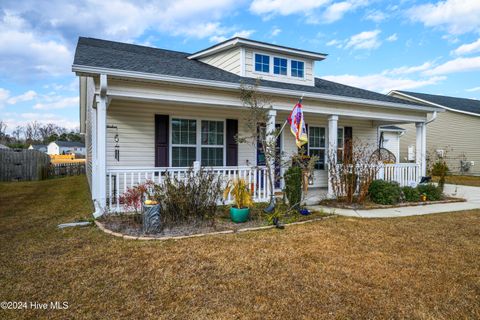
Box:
[257,124,281,188]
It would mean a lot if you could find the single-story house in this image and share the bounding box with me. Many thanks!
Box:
[73,37,442,216]
[47,141,86,156]
[378,125,405,163]
[28,144,48,153]
[389,91,480,175]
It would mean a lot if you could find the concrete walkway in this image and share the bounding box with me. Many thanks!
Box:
[307,184,480,218]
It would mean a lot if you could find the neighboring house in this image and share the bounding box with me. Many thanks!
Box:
[379,126,405,163]
[47,141,86,156]
[389,91,480,176]
[73,37,441,216]
[28,144,48,153]
[0,144,10,150]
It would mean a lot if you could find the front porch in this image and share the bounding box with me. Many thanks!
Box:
[105,162,421,212]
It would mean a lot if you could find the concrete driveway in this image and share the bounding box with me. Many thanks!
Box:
[307,184,480,218]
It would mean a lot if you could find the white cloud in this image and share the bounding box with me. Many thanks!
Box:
[0,13,72,78]
[1,112,78,130]
[326,39,343,47]
[322,74,445,93]
[408,0,480,35]
[466,86,480,92]
[209,29,255,43]
[386,33,398,42]
[0,88,10,108]
[383,62,434,76]
[249,0,329,16]
[7,90,37,105]
[423,56,480,75]
[452,38,480,55]
[33,96,79,110]
[271,27,281,37]
[365,10,387,23]
[321,0,369,24]
[345,30,381,50]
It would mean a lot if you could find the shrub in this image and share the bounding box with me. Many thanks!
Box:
[152,168,223,228]
[431,160,449,176]
[119,182,149,214]
[284,166,302,209]
[223,178,252,209]
[417,183,443,201]
[402,186,420,202]
[368,180,401,205]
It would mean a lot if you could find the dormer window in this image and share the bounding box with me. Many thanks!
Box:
[255,54,270,73]
[273,57,287,75]
[291,60,304,78]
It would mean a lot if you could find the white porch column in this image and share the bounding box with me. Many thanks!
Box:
[266,108,277,198]
[93,74,108,217]
[327,115,338,198]
[91,102,98,201]
[415,122,426,177]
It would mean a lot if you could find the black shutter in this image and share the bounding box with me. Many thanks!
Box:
[226,119,238,166]
[344,126,353,164]
[155,115,169,167]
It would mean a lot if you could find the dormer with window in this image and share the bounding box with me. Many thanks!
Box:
[188,37,327,86]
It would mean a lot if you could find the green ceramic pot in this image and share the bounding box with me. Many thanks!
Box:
[230,207,250,223]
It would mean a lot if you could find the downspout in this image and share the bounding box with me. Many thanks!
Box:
[425,111,438,125]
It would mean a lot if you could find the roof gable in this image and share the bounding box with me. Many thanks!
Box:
[395,91,480,116]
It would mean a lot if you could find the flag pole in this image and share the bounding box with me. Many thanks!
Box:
[275,93,304,139]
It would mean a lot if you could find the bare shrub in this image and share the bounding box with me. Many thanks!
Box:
[327,139,379,204]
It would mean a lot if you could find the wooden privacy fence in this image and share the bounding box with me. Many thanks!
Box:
[0,149,50,181]
[0,149,86,181]
[49,162,86,178]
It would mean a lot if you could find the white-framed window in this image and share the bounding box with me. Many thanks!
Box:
[308,126,326,170]
[273,57,287,75]
[171,118,197,167]
[255,53,270,73]
[201,120,224,166]
[170,118,225,167]
[291,60,304,78]
[337,127,344,163]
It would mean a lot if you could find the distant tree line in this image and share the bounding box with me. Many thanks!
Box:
[0,120,82,149]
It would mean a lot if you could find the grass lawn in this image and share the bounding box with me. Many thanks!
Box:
[1,176,479,319]
[433,175,480,187]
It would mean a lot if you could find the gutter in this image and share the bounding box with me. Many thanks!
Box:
[72,64,442,113]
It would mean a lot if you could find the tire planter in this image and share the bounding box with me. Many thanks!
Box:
[230,207,250,223]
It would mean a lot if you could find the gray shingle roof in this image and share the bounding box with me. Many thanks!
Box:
[397,91,480,115]
[73,37,420,107]
[54,141,85,147]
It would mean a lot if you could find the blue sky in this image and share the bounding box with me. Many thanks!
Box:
[1,0,480,132]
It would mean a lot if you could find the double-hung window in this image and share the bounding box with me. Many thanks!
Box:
[171,118,197,167]
[308,127,326,170]
[273,57,287,75]
[255,54,270,73]
[201,120,224,166]
[291,60,304,78]
[337,128,344,163]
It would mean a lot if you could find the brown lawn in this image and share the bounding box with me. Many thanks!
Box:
[433,175,480,187]
[1,176,479,319]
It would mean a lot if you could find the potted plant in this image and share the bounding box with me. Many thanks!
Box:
[224,178,253,223]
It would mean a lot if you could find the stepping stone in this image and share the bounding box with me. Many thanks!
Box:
[57,221,91,229]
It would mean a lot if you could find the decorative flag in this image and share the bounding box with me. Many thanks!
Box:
[287,101,308,148]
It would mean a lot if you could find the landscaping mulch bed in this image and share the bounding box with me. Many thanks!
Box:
[99,206,330,238]
[320,196,465,210]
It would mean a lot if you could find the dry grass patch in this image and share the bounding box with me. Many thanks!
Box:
[0,176,479,319]
[433,175,480,187]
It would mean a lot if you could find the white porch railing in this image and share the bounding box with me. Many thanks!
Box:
[106,166,270,212]
[376,163,421,187]
[334,162,420,188]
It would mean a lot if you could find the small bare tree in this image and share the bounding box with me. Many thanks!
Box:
[237,81,281,209]
[327,138,379,204]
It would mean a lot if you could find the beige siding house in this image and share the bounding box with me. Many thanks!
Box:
[73,37,440,216]
[389,91,480,176]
